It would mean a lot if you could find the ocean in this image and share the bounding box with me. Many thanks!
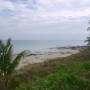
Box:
[12,40,86,53]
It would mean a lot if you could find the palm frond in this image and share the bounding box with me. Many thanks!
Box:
[0,39,26,76]
[0,39,26,90]
[4,39,13,63]
[85,36,90,46]
[7,51,26,75]
[0,39,13,76]
[0,40,5,53]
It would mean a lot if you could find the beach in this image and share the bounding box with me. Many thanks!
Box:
[17,46,82,69]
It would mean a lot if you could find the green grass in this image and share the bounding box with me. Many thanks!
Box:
[14,51,90,90]
[16,61,90,90]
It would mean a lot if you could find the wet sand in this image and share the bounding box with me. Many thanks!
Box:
[17,46,81,69]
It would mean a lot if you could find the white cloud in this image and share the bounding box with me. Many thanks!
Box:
[0,0,14,10]
[0,0,89,40]
[0,0,89,18]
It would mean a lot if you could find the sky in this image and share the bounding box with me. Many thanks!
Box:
[0,0,90,40]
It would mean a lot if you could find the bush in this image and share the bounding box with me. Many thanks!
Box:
[16,62,90,90]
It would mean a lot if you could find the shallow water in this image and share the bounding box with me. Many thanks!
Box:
[12,40,85,53]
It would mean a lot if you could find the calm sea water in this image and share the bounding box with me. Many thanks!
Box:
[12,40,85,53]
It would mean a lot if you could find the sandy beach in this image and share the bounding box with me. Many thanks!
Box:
[17,46,82,69]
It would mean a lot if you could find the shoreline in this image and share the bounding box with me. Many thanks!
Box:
[17,46,84,69]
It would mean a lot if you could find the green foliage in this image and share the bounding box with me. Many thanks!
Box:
[85,36,90,47]
[0,39,25,90]
[85,20,90,47]
[16,60,90,90]
[0,39,90,90]
[15,51,90,90]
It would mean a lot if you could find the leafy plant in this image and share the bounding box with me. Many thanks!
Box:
[85,20,90,47]
[0,39,25,90]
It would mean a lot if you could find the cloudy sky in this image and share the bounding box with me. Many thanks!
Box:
[0,0,90,40]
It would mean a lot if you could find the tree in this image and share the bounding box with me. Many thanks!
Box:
[0,39,25,90]
[85,36,90,47]
[85,20,90,47]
